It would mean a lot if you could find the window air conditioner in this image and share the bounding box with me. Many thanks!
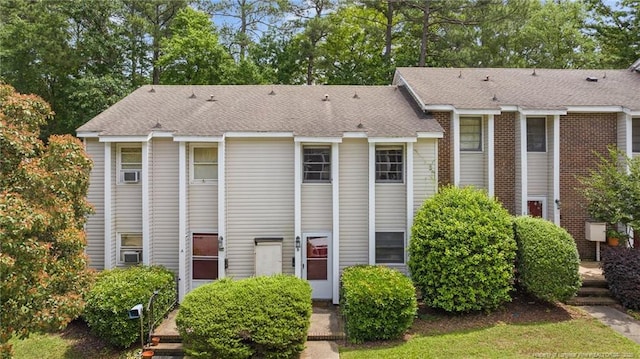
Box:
[122,170,140,183]
[123,251,141,264]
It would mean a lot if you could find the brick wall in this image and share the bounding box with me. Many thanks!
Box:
[433,111,451,187]
[560,113,617,260]
[494,113,516,214]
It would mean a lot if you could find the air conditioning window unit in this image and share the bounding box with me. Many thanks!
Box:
[122,170,140,183]
[123,251,141,264]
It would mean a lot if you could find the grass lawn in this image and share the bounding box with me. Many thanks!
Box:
[340,318,640,358]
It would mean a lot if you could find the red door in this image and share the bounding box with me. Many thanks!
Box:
[527,200,544,218]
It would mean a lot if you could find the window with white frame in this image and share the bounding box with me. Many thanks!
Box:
[118,233,142,265]
[191,146,218,182]
[633,118,640,153]
[375,232,405,264]
[192,233,218,280]
[527,117,546,152]
[303,146,331,183]
[119,146,142,183]
[375,146,403,183]
[460,117,482,151]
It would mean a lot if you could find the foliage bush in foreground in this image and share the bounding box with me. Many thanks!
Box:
[84,265,176,348]
[513,216,581,302]
[340,265,417,343]
[177,275,312,359]
[601,246,640,309]
[409,186,516,312]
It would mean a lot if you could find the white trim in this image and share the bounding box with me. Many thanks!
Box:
[331,142,340,304]
[527,197,547,219]
[416,132,444,139]
[116,144,142,185]
[500,105,519,112]
[217,140,226,279]
[424,104,456,111]
[566,106,624,113]
[302,232,333,299]
[178,142,187,302]
[294,141,302,278]
[454,109,502,115]
[116,232,143,265]
[624,114,633,159]
[368,137,417,143]
[459,116,484,153]
[623,109,640,116]
[518,109,567,116]
[141,141,150,265]
[406,142,414,242]
[342,132,368,138]
[295,137,342,143]
[173,136,223,142]
[487,114,495,197]
[225,131,294,138]
[394,73,427,110]
[189,144,218,184]
[553,115,561,225]
[77,131,100,138]
[452,112,461,186]
[99,136,149,143]
[150,132,174,138]
[519,113,528,215]
[368,142,376,265]
[104,142,112,269]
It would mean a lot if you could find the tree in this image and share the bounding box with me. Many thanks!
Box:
[158,7,233,84]
[587,0,640,68]
[0,85,94,358]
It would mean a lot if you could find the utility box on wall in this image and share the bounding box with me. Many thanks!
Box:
[585,222,606,242]
[254,238,283,276]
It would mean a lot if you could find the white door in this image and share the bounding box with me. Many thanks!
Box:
[303,233,332,299]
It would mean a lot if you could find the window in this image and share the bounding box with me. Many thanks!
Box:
[118,233,142,264]
[376,146,403,182]
[303,146,331,183]
[527,117,546,152]
[119,147,141,183]
[460,117,482,151]
[375,232,405,264]
[192,233,218,280]
[191,146,217,182]
[633,118,640,153]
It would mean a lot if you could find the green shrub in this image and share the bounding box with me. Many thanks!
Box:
[340,265,417,343]
[177,275,312,359]
[513,216,581,302]
[408,186,516,312]
[83,265,176,348]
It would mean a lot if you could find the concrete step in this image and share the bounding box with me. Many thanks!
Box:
[582,279,608,288]
[577,287,611,297]
[567,296,618,306]
[151,334,182,343]
[146,342,184,357]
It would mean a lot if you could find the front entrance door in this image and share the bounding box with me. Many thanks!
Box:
[303,233,332,299]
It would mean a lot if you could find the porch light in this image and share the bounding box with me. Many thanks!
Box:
[555,199,561,210]
[218,236,224,251]
[295,236,301,251]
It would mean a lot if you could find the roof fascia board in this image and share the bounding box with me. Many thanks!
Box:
[225,132,294,138]
[417,132,444,139]
[623,108,640,116]
[518,108,567,116]
[500,105,519,111]
[454,109,502,115]
[77,131,100,138]
[394,72,427,110]
[424,105,455,111]
[99,135,150,142]
[173,136,223,142]
[150,131,174,138]
[368,137,417,143]
[567,106,623,113]
[294,137,342,143]
[342,132,368,138]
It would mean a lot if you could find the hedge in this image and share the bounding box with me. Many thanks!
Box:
[177,275,312,359]
[340,265,417,343]
[513,216,581,302]
[83,265,176,348]
[408,186,516,312]
[601,246,640,309]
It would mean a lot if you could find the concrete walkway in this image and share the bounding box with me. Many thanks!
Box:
[581,306,640,344]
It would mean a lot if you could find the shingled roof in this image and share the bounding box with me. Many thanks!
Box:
[395,67,640,112]
[77,85,443,137]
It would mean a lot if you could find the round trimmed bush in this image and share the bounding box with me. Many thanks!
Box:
[83,265,176,348]
[177,275,312,359]
[513,216,581,302]
[408,186,516,312]
[340,265,417,343]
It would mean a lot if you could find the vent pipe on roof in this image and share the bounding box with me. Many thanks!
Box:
[152,121,162,129]
[483,76,490,81]
[353,92,359,99]
[458,70,462,78]
[149,87,156,93]
[207,95,216,101]
[492,94,498,101]
[532,68,537,76]
[322,94,329,101]
[189,92,197,99]
[586,77,598,82]
[268,89,276,95]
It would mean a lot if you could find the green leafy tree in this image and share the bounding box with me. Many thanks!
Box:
[158,7,233,84]
[587,0,640,68]
[0,85,94,358]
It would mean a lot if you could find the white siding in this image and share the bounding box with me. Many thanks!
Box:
[226,139,294,278]
[85,138,105,269]
[459,153,485,188]
[188,144,218,230]
[547,117,556,219]
[110,146,116,267]
[515,116,522,214]
[413,139,438,213]
[301,184,332,232]
[617,113,628,154]
[375,185,405,229]
[339,139,369,270]
[151,139,179,272]
[527,153,548,196]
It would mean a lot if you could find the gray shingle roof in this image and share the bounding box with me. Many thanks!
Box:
[77,85,443,137]
[395,67,640,111]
